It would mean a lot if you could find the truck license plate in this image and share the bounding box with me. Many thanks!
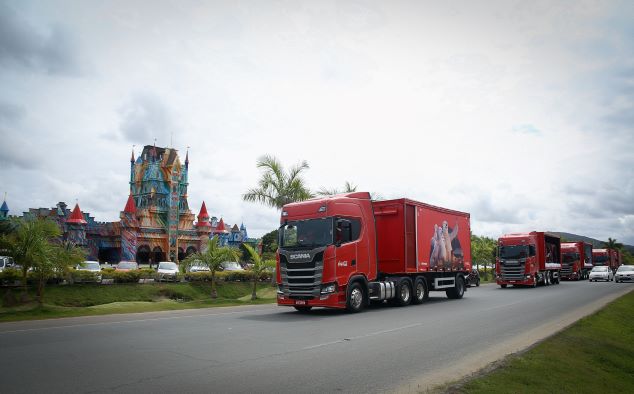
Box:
[295,300,306,305]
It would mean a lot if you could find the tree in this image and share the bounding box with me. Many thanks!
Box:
[260,229,279,261]
[242,243,275,300]
[316,181,357,196]
[242,155,313,210]
[603,237,623,251]
[34,240,85,304]
[471,234,497,280]
[0,217,61,294]
[181,237,239,299]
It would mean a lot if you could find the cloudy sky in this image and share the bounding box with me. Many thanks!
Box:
[1,0,632,243]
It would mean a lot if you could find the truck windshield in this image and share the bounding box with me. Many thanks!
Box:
[499,245,528,259]
[562,253,579,263]
[280,218,333,249]
[593,255,608,264]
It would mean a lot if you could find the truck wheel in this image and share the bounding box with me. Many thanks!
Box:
[294,306,312,313]
[531,276,537,288]
[392,279,412,306]
[346,282,365,313]
[412,278,428,305]
[500,284,507,288]
[446,276,465,299]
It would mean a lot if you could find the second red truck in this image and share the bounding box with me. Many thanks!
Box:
[496,232,562,288]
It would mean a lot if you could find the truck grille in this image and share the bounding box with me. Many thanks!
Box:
[279,252,324,298]
[499,261,525,280]
[561,264,573,276]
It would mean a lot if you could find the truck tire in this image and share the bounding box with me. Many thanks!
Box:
[391,279,412,306]
[346,282,365,313]
[475,278,480,287]
[500,284,507,288]
[294,306,312,313]
[446,276,465,299]
[412,277,428,305]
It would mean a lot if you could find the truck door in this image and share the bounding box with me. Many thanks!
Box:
[334,217,361,285]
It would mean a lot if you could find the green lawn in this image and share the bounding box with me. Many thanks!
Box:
[441,290,634,393]
[0,282,276,322]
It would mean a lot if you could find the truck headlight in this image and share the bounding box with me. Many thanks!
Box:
[321,283,336,294]
[525,274,532,279]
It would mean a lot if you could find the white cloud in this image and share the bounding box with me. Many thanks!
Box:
[1,0,633,245]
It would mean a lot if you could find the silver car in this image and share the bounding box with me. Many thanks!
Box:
[615,265,634,283]
[75,261,103,283]
[157,261,179,282]
[589,266,613,282]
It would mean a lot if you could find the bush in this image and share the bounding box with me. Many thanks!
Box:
[0,268,21,284]
[184,271,213,282]
[111,270,141,283]
[70,270,101,283]
[138,268,156,279]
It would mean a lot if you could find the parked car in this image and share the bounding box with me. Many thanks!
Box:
[75,261,102,283]
[157,261,179,282]
[220,261,244,271]
[115,261,138,271]
[615,265,634,283]
[589,266,613,282]
[466,268,480,287]
[0,256,16,272]
[186,262,210,273]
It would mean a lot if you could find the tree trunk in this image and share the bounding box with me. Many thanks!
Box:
[252,276,257,301]
[210,272,218,299]
[21,267,28,295]
[36,276,45,305]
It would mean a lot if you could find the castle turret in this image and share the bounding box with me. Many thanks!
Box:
[65,203,87,246]
[0,198,9,220]
[196,201,212,248]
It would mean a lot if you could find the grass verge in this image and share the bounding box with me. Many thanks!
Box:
[0,282,276,322]
[440,289,634,393]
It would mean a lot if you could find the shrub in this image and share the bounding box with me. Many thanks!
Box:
[138,268,156,279]
[70,270,101,283]
[111,270,141,283]
[184,271,213,282]
[0,268,21,283]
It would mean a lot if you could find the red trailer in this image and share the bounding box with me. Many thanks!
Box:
[561,242,593,280]
[593,249,621,272]
[276,193,471,312]
[496,232,561,288]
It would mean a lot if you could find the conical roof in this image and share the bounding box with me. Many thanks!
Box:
[124,195,136,214]
[0,200,8,213]
[215,218,227,232]
[66,203,87,224]
[198,201,209,218]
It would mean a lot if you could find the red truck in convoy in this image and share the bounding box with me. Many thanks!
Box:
[561,242,593,280]
[496,232,561,288]
[592,249,622,272]
[276,192,472,312]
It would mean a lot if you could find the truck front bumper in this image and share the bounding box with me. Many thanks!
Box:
[277,290,347,309]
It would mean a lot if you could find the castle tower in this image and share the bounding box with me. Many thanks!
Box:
[65,203,87,246]
[119,194,139,261]
[196,201,212,247]
[0,198,8,221]
[240,222,248,242]
[129,144,194,262]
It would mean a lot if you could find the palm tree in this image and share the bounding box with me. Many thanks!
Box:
[34,241,86,304]
[316,181,357,196]
[603,237,623,251]
[182,237,239,299]
[242,155,313,210]
[242,243,276,300]
[0,218,61,294]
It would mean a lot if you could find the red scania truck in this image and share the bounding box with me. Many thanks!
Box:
[276,192,472,312]
[592,249,622,272]
[496,232,561,288]
[561,242,593,280]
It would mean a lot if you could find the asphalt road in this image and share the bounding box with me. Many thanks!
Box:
[0,280,631,393]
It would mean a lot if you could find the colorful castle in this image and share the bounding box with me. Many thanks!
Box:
[0,145,255,264]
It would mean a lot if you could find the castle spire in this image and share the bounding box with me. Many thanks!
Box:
[185,147,189,169]
[66,203,87,224]
[0,193,8,220]
[196,201,211,227]
[130,146,135,163]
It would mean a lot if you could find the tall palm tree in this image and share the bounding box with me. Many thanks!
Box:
[243,155,313,210]
[35,241,86,304]
[603,237,623,250]
[182,237,239,299]
[242,243,275,300]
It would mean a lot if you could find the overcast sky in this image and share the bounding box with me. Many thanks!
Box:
[0,0,632,243]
